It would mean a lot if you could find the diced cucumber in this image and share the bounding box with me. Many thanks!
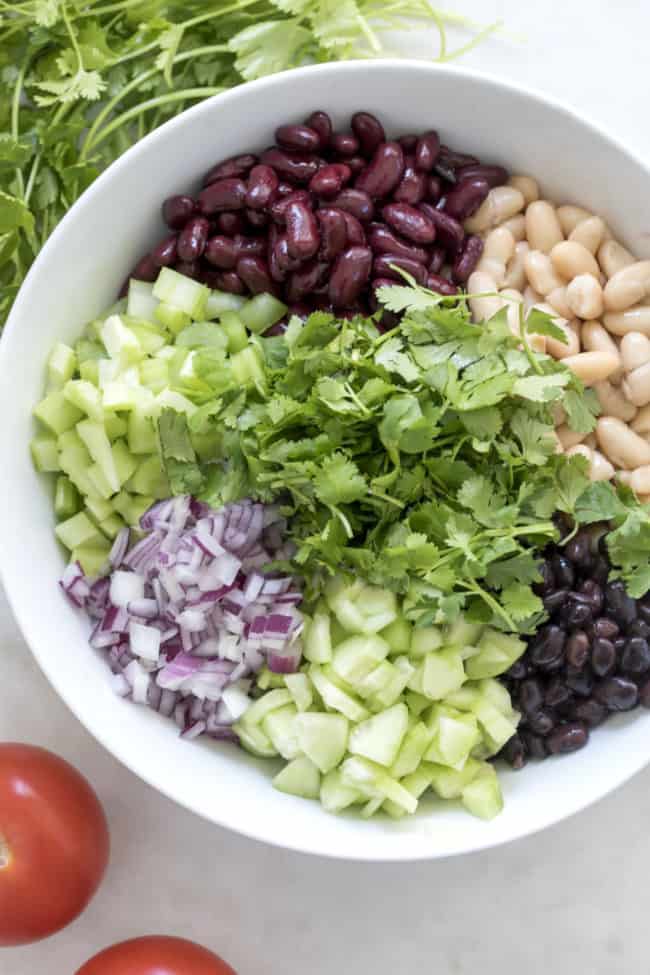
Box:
[295,712,348,774]
[262,705,300,760]
[127,320,168,355]
[356,660,400,699]
[76,420,120,494]
[331,634,390,686]
[79,360,100,386]
[445,617,484,648]
[241,688,292,727]
[100,315,143,366]
[325,577,398,635]
[360,796,385,819]
[320,769,364,813]
[230,345,266,390]
[383,763,437,819]
[220,311,248,353]
[205,289,246,319]
[340,757,417,814]
[405,690,430,717]
[34,390,83,435]
[63,379,103,421]
[381,616,412,654]
[239,293,288,334]
[85,494,114,523]
[129,454,167,498]
[48,342,77,387]
[410,625,443,657]
[55,511,103,550]
[154,302,192,334]
[112,439,138,486]
[389,721,432,778]
[303,606,332,664]
[99,513,125,539]
[348,702,409,767]
[127,408,158,455]
[59,443,95,497]
[175,321,228,350]
[256,667,286,691]
[284,673,313,712]
[471,700,519,754]
[429,758,482,799]
[71,542,110,577]
[464,629,525,679]
[309,665,369,722]
[153,267,209,319]
[366,662,412,710]
[425,707,480,768]
[461,764,503,820]
[139,357,169,393]
[76,338,105,365]
[104,413,128,440]
[30,435,60,472]
[477,678,516,716]
[235,721,278,758]
[54,476,80,520]
[445,685,481,711]
[273,756,321,800]
[419,648,466,700]
[127,279,160,320]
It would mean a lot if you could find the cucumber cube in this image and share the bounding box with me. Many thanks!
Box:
[477,678,516,716]
[340,757,417,814]
[461,764,504,820]
[241,688,292,727]
[425,707,480,768]
[303,607,333,664]
[63,379,103,421]
[295,712,348,774]
[380,616,412,654]
[320,769,364,813]
[308,665,369,722]
[256,667,286,691]
[273,756,321,800]
[284,673,313,712]
[464,629,525,679]
[235,722,278,758]
[326,577,398,635]
[471,700,519,754]
[420,648,466,700]
[410,625,443,657]
[262,705,300,760]
[445,617,484,648]
[331,634,390,686]
[429,758,482,799]
[54,476,80,520]
[349,703,409,767]
[104,413,129,440]
[383,763,437,819]
[55,511,103,550]
[48,342,77,387]
[30,435,60,472]
[356,660,400,699]
[389,721,432,778]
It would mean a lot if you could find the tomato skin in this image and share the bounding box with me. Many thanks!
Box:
[76,936,237,975]
[0,743,109,946]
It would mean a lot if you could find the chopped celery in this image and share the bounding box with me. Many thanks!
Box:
[128,494,156,524]
[103,381,155,413]
[129,454,167,497]
[273,757,321,800]
[71,542,110,577]
[85,494,114,523]
[99,513,125,539]
[152,267,209,319]
[139,358,169,393]
[175,321,228,350]
[155,302,191,334]
[156,389,197,415]
[104,413,129,440]
[87,463,115,499]
[55,511,104,550]
[219,311,248,353]
[75,338,105,363]
[79,360,100,385]
[295,713,349,774]
[54,476,80,520]
[127,279,159,320]
[230,345,266,390]
[30,435,60,472]
[58,443,94,497]
[48,342,77,387]
[204,289,246,319]
[63,379,103,421]
[112,439,138,486]
[76,420,120,494]
[34,390,83,435]
[239,293,287,334]
[100,315,143,365]
[127,409,158,455]
[126,320,168,355]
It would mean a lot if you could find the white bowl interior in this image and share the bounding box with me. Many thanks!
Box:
[2,60,650,861]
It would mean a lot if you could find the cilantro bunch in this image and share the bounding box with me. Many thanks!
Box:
[0,0,500,328]
[166,284,625,632]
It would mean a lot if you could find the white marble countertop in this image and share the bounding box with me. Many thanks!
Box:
[4,3,650,972]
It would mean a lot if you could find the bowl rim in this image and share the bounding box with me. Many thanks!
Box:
[3,57,649,861]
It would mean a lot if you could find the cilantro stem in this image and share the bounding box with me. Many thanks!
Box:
[61,0,84,74]
[458,579,516,629]
[11,58,28,198]
[517,301,543,376]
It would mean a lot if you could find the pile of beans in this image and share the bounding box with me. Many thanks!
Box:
[501,525,650,769]
[130,109,509,313]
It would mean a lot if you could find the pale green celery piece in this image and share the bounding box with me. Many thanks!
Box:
[30,436,60,472]
[48,342,77,387]
[34,390,83,435]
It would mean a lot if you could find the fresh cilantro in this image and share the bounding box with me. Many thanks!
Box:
[157,409,204,496]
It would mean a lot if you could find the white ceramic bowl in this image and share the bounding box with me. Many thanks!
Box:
[2,60,650,861]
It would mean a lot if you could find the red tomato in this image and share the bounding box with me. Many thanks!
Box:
[0,743,109,946]
[76,936,238,974]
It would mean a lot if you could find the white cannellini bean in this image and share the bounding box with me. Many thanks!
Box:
[499,214,526,242]
[596,416,650,468]
[525,201,564,253]
[603,306,650,336]
[523,284,542,311]
[565,445,614,481]
[499,287,524,336]
[465,186,525,234]
[503,241,530,291]
[603,260,650,312]
[507,175,539,205]
[582,319,622,383]
[566,274,604,320]
[562,351,619,385]
[483,226,516,264]
[546,285,573,319]
[632,403,650,434]
[556,424,587,449]
[568,216,607,255]
[557,205,592,237]
[531,303,579,359]
[629,466,650,495]
[524,250,564,296]
[617,470,634,487]
[550,241,600,280]
[622,361,650,407]
[467,270,503,323]
[620,331,650,371]
[584,433,598,449]
[594,381,637,422]
[598,239,636,279]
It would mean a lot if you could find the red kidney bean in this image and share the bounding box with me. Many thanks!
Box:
[260,147,320,184]
[415,131,440,172]
[367,224,428,264]
[286,259,328,303]
[372,276,400,293]
[331,132,360,157]
[317,207,348,260]
[351,112,386,157]
[355,141,404,198]
[245,208,270,228]
[419,203,464,255]
[285,201,320,260]
[309,163,351,198]
[305,110,332,150]
[456,163,509,188]
[426,273,459,296]
[162,195,196,230]
[275,124,321,153]
[198,178,247,214]
[444,177,490,221]
[131,253,158,282]
[341,210,366,246]
[236,256,275,295]
[427,175,443,202]
[429,245,445,273]
[398,134,418,151]
[346,156,366,175]
[203,154,257,186]
[270,189,312,224]
[329,246,372,307]
[245,164,279,210]
[452,234,484,283]
[329,188,374,223]
[213,270,246,294]
[373,253,427,286]
[233,235,266,259]
[286,302,311,319]
[276,181,294,198]
[151,234,178,267]
[175,260,200,280]
[205,235,238,269]
[437,145,479,172]
[177,216,210,261]
[393,157,427,205]
[382,202,436,244]
[215,212,246,236]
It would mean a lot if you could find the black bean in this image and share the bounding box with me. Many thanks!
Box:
[546,722,589,755]
[519,678,544,713]
[590,617,619,641]
[639,678,650,708]
[544,678,571,708]
[605,581,637,627]
[572,698,608,727]
[566,667,594,697]
[502,734,527,770]
[591,556,610,585]
[563,594,593,629]
[534,561,555,596]
[565,531,593,568]
[565,631,590,669]
[506,659,528,680]
[552,554,575,588]
[594,676,639,711]
[627,619,650,639]
[543,588,569,613]
[621,637,650,675]
[530,625,566,669]
[591,637,617,677]
[527,709,555,735]
[522,732,547,760]
[637,595,650,624]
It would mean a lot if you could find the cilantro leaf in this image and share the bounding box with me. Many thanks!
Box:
[228,20,312,80]
[157,409,203,496]
[564,387,599,434]
[575,481,628,524]
[606,507,650,597]
[500,582,544,622]
[314,454,367,506]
